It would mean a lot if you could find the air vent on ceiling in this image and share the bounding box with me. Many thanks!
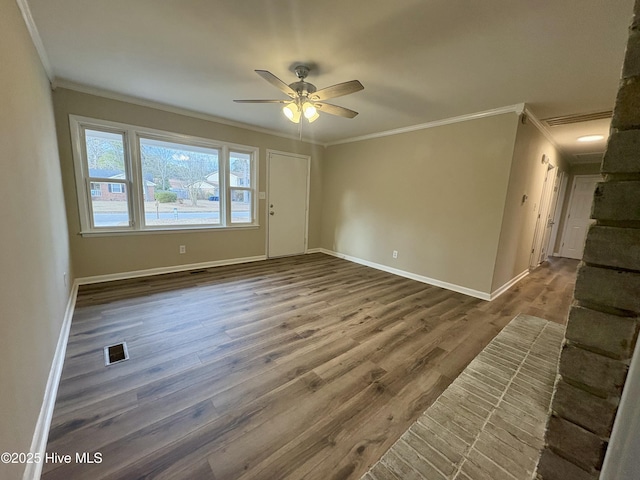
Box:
[542,110,613,127]
[574,153,605,164]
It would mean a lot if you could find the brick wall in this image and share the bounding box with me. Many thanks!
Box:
[537,2,640,478]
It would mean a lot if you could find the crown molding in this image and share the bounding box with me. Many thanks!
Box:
[522,106,556,145]
[325,103,526,147]
[15,0,53,81]
[522,106,575,164]
[44,76,580,161]
[51,79,326,147]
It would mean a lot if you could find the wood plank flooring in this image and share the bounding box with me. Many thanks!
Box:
[42,253,578,480]
[363,315,565,480]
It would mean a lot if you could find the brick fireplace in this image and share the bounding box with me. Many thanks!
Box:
[537,1,640,478]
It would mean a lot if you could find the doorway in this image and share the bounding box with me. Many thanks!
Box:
[267,151,310,258]
[559,174,600,259]
[530,161,556,269]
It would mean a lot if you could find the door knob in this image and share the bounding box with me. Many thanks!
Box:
[270,211,275,216]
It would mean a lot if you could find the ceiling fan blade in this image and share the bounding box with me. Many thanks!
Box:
[233,99,289,103]
[316,102,359,119]
[255,70,296,98]
[311,80,364,101]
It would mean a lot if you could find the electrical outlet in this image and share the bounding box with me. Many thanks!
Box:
[392,250,398,259]
[179,245,186,254]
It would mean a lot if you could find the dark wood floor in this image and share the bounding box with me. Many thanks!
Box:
[42,253,578,480]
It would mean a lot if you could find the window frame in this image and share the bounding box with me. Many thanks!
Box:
[70,115,259,235]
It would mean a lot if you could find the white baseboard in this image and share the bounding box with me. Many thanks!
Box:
[77,255,267,285]
[23,280,79,480]
[305,248,323,254]
[317,248,492,301]
[489,269,529,301]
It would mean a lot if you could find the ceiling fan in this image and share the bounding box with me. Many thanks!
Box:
[234,65,364,124]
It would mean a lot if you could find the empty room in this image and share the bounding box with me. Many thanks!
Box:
[2,1,640,479]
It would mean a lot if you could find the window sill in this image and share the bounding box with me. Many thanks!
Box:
[79,224,260,237]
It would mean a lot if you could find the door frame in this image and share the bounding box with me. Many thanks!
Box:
[558,174,600,258]
[548,170,568,256]
[265,149,311,258]
[539,167,565,263]
[530,161,556,269]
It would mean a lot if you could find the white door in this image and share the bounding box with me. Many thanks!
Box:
[560,175,600,260]
[267,151,309,257]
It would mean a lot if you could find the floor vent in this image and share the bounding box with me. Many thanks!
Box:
[104,342,129,366]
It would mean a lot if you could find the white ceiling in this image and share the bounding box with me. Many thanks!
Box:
[26,0,634,160]
[545,118,612,163]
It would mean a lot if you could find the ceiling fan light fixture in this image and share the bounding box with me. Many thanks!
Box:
[302,102,317,118]
[283,103,301,123]
[302,102,320,123]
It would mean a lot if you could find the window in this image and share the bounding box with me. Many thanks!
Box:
[90,183,102,197]
[108,183,124,194]
[83,129,130,228]
[139,137,221,227]
[70,116,258,233]
[229,152,252,224]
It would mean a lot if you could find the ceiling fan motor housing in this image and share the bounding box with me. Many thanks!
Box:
[289,65,316,96]
[287,65,316,97]
[289,81,317,97]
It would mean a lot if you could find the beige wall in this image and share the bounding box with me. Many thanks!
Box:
[491,116,569,291]
[321,113,519,294]
[0,1,72,478]
[52,88,323,278]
